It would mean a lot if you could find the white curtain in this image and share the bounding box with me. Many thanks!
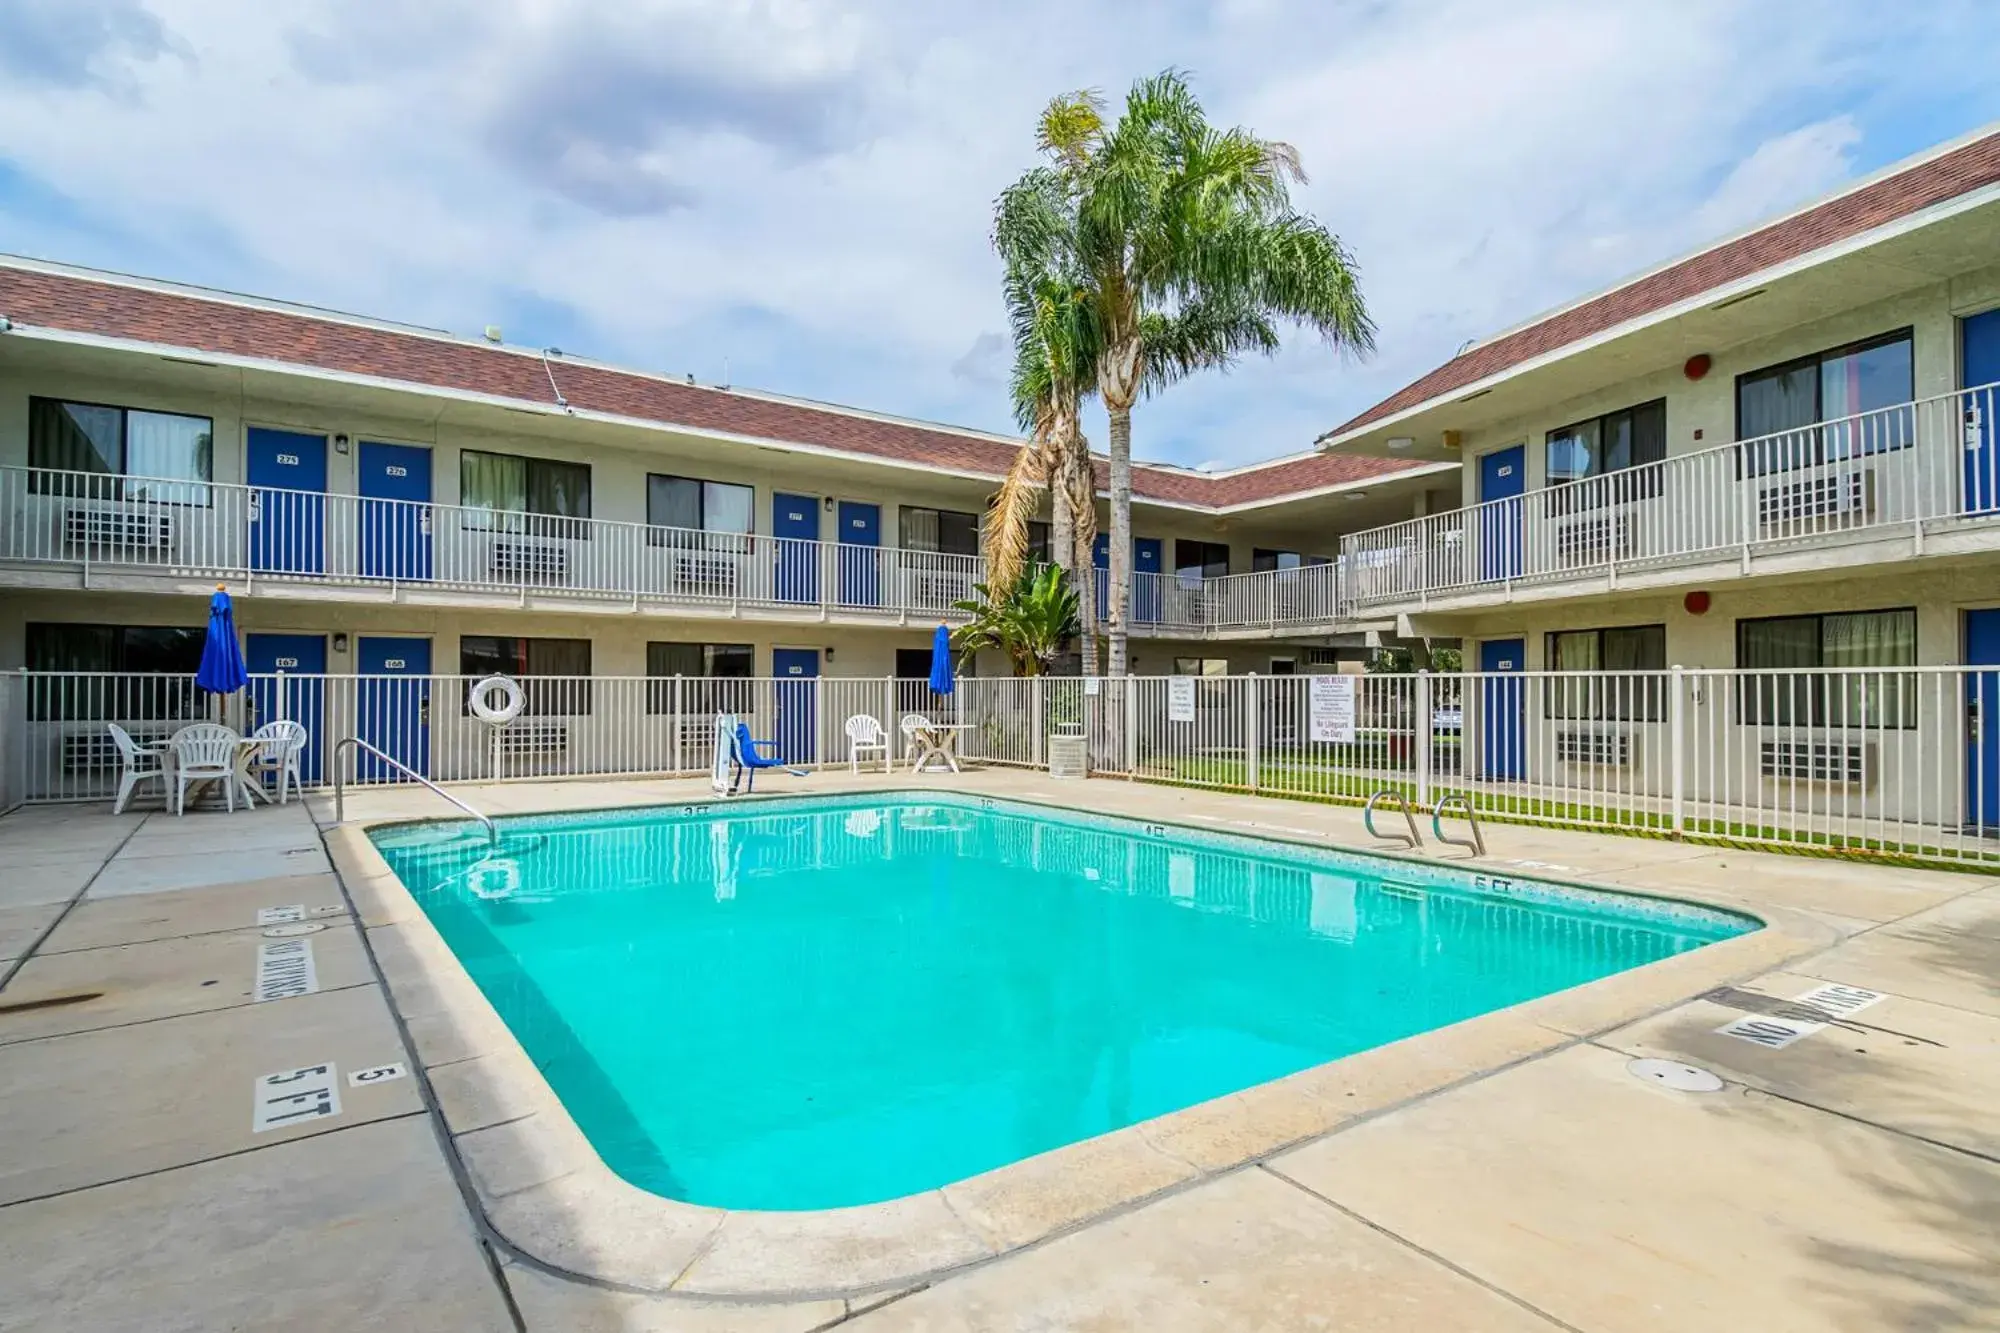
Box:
[124,410,212,504]
[1824,610,1916,727]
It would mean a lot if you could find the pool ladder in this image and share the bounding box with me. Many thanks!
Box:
[332,737,497,846]
[1431,794,1486,857]
[1362,790,1486,857]
[1362,790,1423,850]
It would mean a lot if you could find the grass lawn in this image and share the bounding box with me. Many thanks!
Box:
[1141,754,1996,870]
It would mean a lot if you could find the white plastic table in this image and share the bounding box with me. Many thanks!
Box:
[155,736,271,812]
[908,722,970,773]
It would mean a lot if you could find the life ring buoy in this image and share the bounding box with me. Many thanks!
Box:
[469,675,525,725]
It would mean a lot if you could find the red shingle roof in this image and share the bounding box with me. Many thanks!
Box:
[0,262,1425,508]
[1327,128,2000,441]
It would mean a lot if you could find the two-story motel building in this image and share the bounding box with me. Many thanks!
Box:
[0,251,1452,784]
[1325,124,2000,832]
[4,121,1998,828]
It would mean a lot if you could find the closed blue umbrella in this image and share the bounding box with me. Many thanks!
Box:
[195,585,248,696]
[928,623,955,696]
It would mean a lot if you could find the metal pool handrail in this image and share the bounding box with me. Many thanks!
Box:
[1432,794,1486,857]
[1363,789,1423,850]
[332,737,497,845]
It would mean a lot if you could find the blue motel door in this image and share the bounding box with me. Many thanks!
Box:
[247,428,328,575]
[837,501,880,607]
[1477,445,1524,582]
[772,648,818,765]
[245,633,327,783]
[1966,611,2000,831]
[1479,637,1525,781]
[356,637,432,781]
[1134,537,1163,622]
[774,493,821,604]
[358,441,434,580]
[1963,310,2000,515]
[1091,535,1162,623]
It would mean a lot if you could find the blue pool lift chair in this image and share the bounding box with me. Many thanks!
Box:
[729,720,808,794]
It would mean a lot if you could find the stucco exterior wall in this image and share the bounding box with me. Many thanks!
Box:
[1452,264,2000,509]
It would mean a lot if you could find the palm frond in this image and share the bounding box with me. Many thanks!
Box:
[1037,91,1105,168]
[1137,300,1280,392]
[1178,212,1375,353]
[984,441,1050,595]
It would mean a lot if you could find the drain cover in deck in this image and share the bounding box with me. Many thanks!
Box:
[1627,1058,1724,1093]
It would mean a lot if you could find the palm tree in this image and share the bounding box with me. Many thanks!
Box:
[985,231,1101,673]
[1001,71,1375,674]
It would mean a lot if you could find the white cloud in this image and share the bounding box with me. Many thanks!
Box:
[0,0,1992,466]
[1691,116,1863,239]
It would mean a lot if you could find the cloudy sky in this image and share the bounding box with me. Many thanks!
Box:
[2,1,1995,468]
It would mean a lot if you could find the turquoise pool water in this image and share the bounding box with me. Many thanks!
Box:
[373,793,1752,1211]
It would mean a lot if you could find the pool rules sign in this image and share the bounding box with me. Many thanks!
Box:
[1309,675,1357,744]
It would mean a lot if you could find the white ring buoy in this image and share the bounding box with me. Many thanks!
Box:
[469,674,525,725]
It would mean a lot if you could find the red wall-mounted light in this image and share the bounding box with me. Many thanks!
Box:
[1684,590,1712,616]
[1684,354,1712,381]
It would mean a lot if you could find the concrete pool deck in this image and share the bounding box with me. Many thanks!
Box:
[1,770,1997,1330]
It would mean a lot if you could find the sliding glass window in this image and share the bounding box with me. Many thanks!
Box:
[29,398,213,505]
[901,507,980,557]
[1544,624,1666,720]
[647,475,754,551]
[459,635,593,714]
[460,450,592,539]
[25,622,206,720]
[1544,399,1665,511]
[1737,330,1914,474]
[646,641,754,715]
[1736,607,1915,727]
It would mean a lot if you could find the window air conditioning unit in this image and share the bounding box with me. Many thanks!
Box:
[1555,730,1631,767]
[495,720,569,755]
[1759,740,1870,786]
[1554,513,1633,568]
[1757,470,1874,529]
[64,729,172,773]
[490,541,569,582]
[65,509,173,552]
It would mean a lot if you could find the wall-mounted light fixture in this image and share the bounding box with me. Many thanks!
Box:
[332,633,349,653]
[333,434,350,455]
[825,646,836,662]
[823,497,835,512]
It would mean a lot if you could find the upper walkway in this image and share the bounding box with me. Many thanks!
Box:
[0,464,1358,638]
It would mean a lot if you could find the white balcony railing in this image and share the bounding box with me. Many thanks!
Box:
[0,466,987,619]
[1343,381,2000,610]
[0,466,1356,633]
[1098,562,1349,633]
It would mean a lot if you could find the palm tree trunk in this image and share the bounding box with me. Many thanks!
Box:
[1106,404,1132,676]
[1067,447,1098,675]
[1050,481,1072,580]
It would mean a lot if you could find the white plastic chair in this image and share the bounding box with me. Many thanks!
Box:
[170,723,241,816]
[899,713,930,770]
[107,723,164,815]
[249,719,310,805]
[844,714,888,773]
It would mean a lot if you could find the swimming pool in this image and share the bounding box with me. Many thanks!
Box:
[373,792,1753,1211]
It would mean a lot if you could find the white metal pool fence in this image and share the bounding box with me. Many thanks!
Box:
[4,665,1998,866]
